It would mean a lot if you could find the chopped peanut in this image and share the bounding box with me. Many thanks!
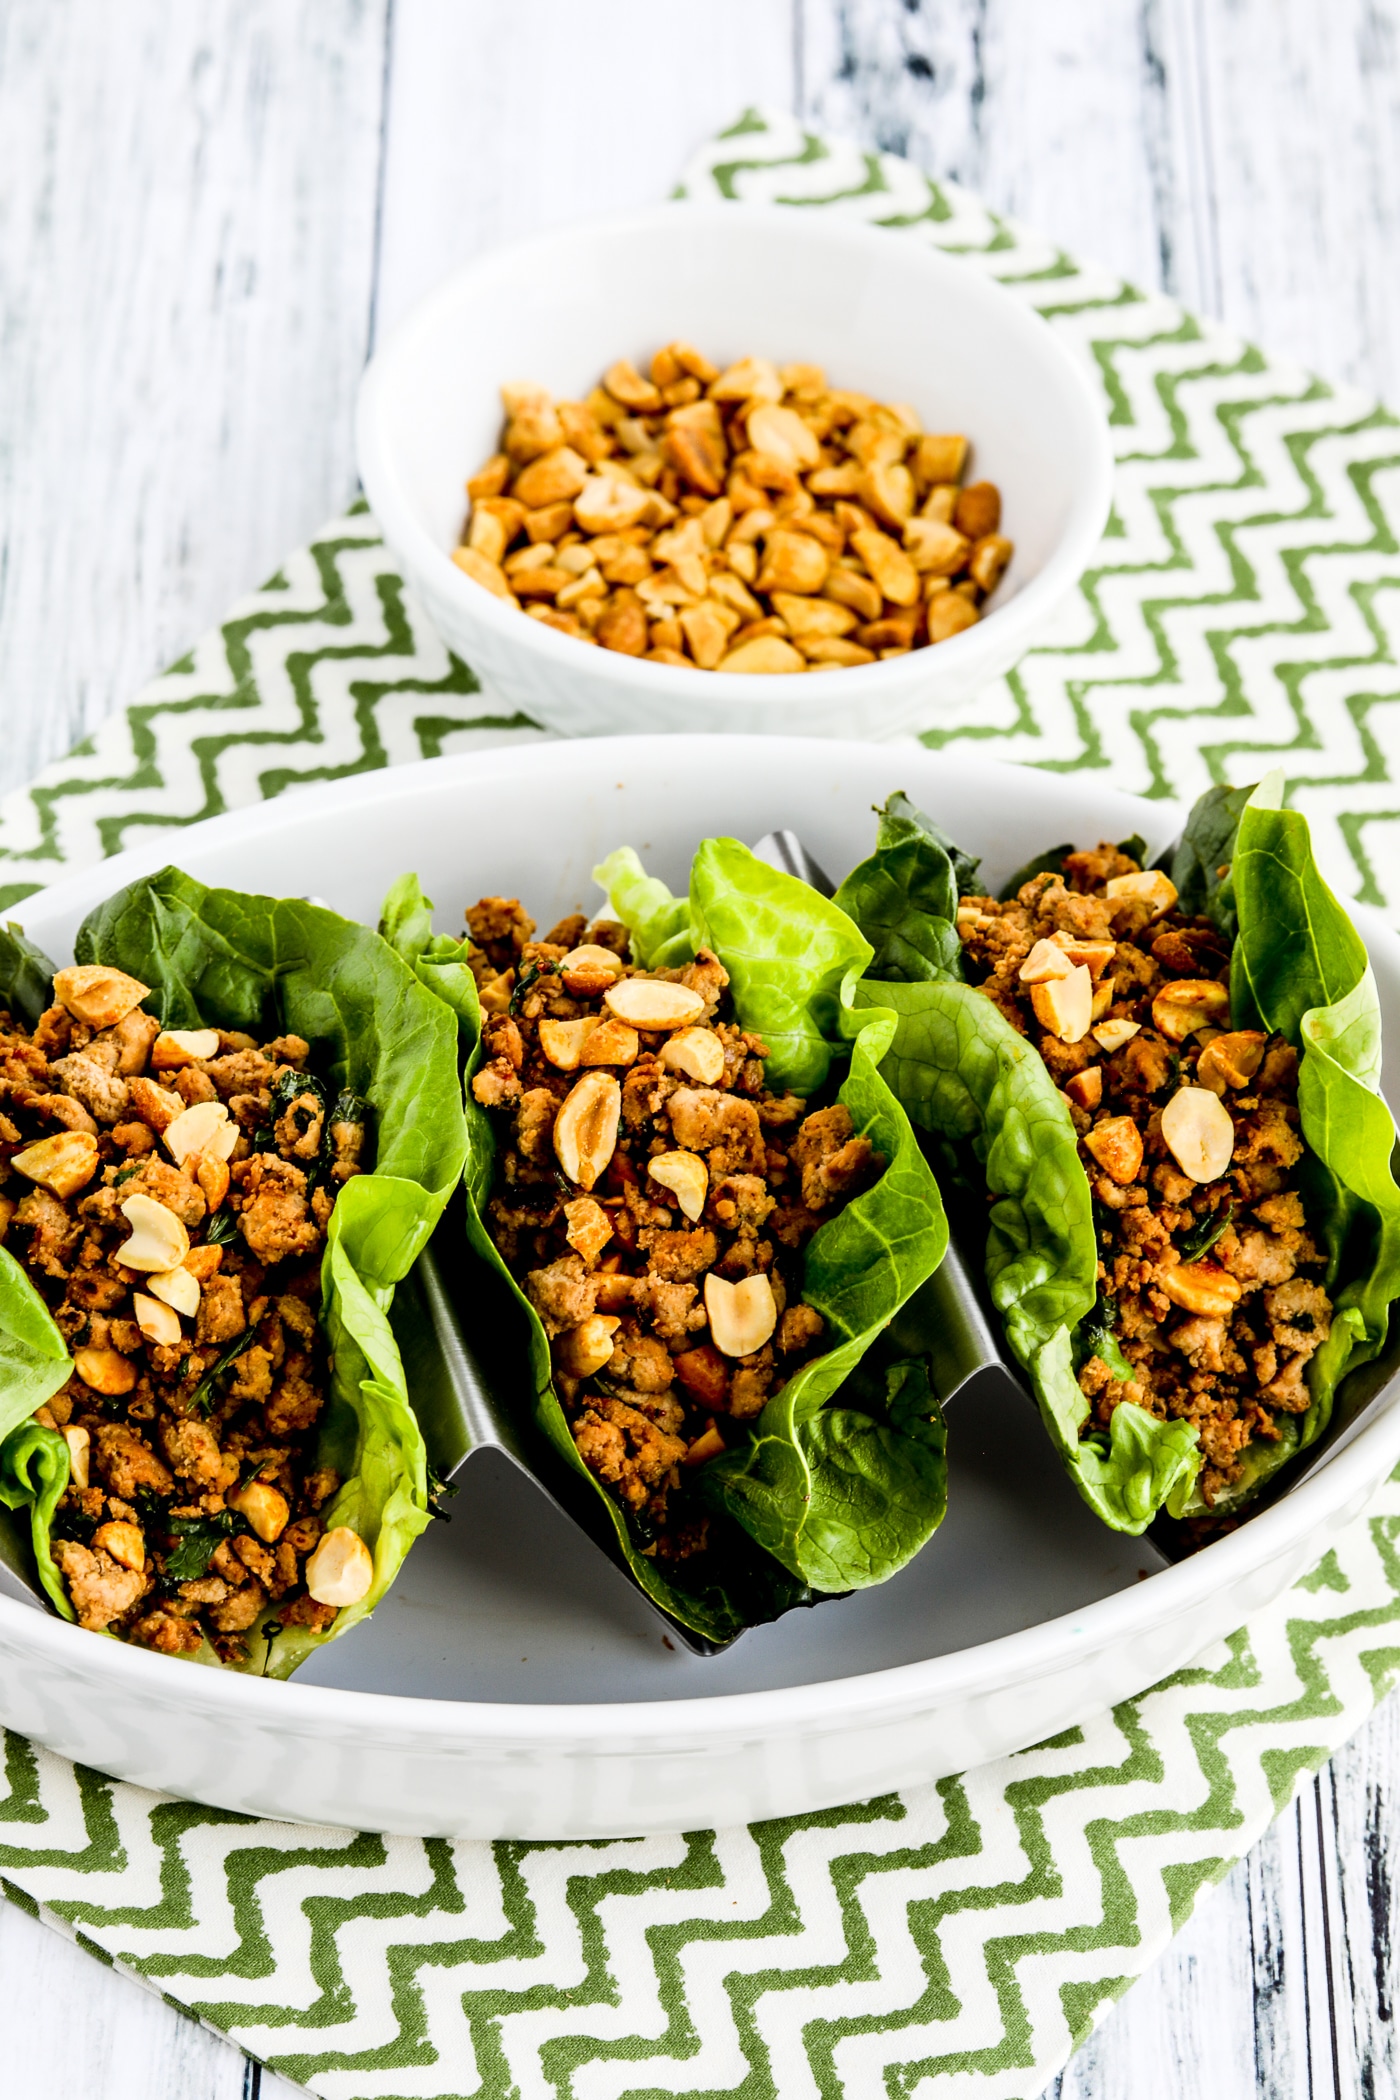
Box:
[457,351,1009,671]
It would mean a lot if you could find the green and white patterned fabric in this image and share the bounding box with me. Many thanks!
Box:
[3,106,1400,2098]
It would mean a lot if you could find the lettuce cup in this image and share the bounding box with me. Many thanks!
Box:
[382,842,951,1647]
[837,780,1400,1534]
[0,870,466,1675]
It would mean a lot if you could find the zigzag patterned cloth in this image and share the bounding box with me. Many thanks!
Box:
[2,107,1400,2098]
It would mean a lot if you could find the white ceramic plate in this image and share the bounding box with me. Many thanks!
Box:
[356,204,1113,740]
[3,740,1397,1840]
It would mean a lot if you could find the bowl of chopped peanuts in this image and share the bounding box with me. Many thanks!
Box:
[356,203,1113,739]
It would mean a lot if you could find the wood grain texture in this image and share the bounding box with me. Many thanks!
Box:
[4,2,1400,2095]
[0,0,387,805]
[372,0,797,342]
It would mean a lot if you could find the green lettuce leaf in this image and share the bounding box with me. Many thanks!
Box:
[1,867,465,1671]
[0,921,56,1028]
[1169,780,1253,943]
[832,795,966,985]
[416,849,949,1641]
[1170,780,1400,1515]
[596,838,875,1095]
[0,1421,72,1618]
[852,977,1200,1530]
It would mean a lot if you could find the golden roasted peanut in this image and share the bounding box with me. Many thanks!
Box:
[1018,938,1076,985]
[1161,1261,1242,1317]
[560,943,625,994]
[1083,1115,1144,1184]
[708,571,763,623]
[119,1192,191,1273]
[553,1071,622,1190]
[1092,1018,1142,1053]
[150,1027,220,1070]
[920,484,959,524]
[727,503,776,544]
[661,1027,726,1085]
[669,340,719,383]
[1060,938,1118,979]
[969,533,1014,594]
[555,567,607,610]
[93,1521,145,1573]
[926,589,980,641]
[512,445,589,509]
[500,382,551,418]
[164,1098,237,1168]
[594,588,649,656]
[146,1264,201,1317]
[823,565,884,622]
[846,417,907,467]
[305,1526,375,1608]
[648,1149,708,1222]
[467,508,509,565]
[539,1017,600,1071]
[11,1130,99,1199]
[230,1480,291,1543]
[196,1152,230,1212]
[756,530,829,596]
[563,1195,613,1266]
[680,600,740,669]
[513,566,575,601]
[683,1424,727,1467]
[52,964,150,1029]
[451,545,516,600]
[700,496,733,547]
[710,356,782,403]
[771,593,856,640]
[1105,869,1178,918]
[573,475,651,535]
[132,1292,182,1347]
[1065,1067,1104,1111]
[856,460,916,533]
[1091,980,1114,1021]
[475,493,526,541]
[903,517,971,575]
[724,540,760,583]
[1161,1085,1236,1183]
[466,453,510,501]
[850,527,919,608]
[914,434,969,486]
[1151,979,1231,1042]
[75,1346,138,1396]
[579,1018,640,1067]
[704,1271,778,1358]
[556,402,612,462]
[1196,1029,1268,1094]
[746,403,822,471]
[604,359,662,411]
[604,978,705,1030]
[664,422,726,496]
[717,636,806,674]
[504,399,564,462]
[554,1313,621,1378]
[807,461,863,497]
[62,1424,90,1489]
[1030,964,1094,1043]
[0,1192,12,1241]
[954,481,1002,539]
[802,639,877,667]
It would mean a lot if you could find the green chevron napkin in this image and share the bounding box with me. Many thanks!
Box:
[2,105,1400,2100]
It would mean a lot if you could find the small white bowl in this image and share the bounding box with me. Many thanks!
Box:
[356,203,1113,741]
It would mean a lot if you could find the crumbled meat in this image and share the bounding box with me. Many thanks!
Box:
[957,841,1333,1516]
[93,1424,173,1500]
[236,1156,321,1264]
[53,1540,148,1631]
[465,885,888,1557]
[525,1255,598,1337]
[196,1274,246,1345]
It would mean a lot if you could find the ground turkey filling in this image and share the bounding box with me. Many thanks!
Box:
[0,971,368,1660]
[467,898,885,1557]
[957,843,1332,1508]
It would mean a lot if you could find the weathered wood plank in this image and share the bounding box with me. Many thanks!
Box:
[371,0,798,341]
[0,1897,273,2099]
[0,0,388,804]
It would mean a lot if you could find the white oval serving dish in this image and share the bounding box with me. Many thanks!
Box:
[3,739,1396,1840]
[356,204,1113,741]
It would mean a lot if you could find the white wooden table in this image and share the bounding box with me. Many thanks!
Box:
[2,3,1398,2093]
